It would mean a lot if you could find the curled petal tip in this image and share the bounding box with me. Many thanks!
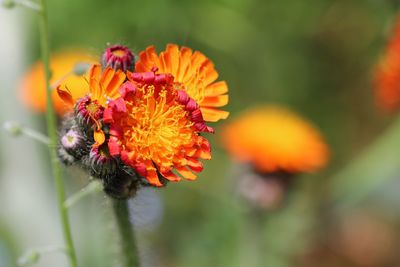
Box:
[56,85,74,105]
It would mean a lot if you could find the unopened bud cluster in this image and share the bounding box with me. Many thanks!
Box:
[58,112,148,199]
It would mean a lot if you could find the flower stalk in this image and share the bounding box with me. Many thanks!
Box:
[37,0,78,266]
[112,199,139,267]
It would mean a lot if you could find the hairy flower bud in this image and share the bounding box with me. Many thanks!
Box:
[83,145,118,178]
[101,45,135,72]
[58,116,90,165]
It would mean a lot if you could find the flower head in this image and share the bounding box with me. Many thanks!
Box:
[135,44,229,122]
[221,106,329,174]
[102,44,135,72]
[104,70,213,186]
[55,43,227,197]
[19,50,96,115]
[374,18,400,111]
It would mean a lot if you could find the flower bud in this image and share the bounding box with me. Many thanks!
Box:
[60,128,88,159]
[74,96,104,128]
[83,145,117,179]
[73,62,91,76]
[58,116,90,165]
[101,44,135,72]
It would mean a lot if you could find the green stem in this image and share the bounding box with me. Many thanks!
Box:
[64,180,103,209]
[37,0,78,266]
[20,125,50,145]
[112,199,139,267]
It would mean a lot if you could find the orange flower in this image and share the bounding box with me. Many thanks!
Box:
[135,44,229,122]
[19,50,96,115]
[220,106,329,174]
[105,71,213,186]
[375,18,400,111]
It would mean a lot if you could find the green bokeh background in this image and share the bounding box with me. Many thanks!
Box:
[2,0,400,266]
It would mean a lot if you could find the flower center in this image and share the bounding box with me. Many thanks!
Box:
[86,102,100,116]
[111,49,126,58]
[67,135,74,143]
[117,83,195,168]
[61,129,80,148]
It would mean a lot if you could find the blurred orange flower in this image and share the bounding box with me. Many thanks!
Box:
[374,18,400,111]
[135,44,229,122]
[220,106,329,174]
[19,50,96,115]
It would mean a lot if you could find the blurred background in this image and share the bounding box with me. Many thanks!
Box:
[2,0,400,266]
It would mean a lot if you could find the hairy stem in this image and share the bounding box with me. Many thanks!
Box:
[112,199,140,267]
[37,0,78,266]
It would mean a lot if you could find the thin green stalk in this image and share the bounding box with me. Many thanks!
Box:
[64,180,103,209]
[112,199,139,267]
[37,0,78,266]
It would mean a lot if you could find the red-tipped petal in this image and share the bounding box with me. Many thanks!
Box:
[109,97,127,113]
[190,108,204,122]
[108,137,120,156]
[142,72,155,83]
[135,163,148,177]
[146,169,163,186]
[176,167,197,180]
[185,98,198,111]
[177,90,190,105]
[109,124,123,138]
[130,72,143,82]
[194,149,212,160]
[103,108,114,123]
[161,171,181,182]
[56,85,74,106]
[119,82,136,98]
[186,158,204,173]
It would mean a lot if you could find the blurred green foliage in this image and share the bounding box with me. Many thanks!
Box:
[5,0,400,266]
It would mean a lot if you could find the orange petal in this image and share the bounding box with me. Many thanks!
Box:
[182,51,207,83]
[89,64,101,86]
[161,170,181,182]
[186,157,203,173]
[100,68,115,91]
[146,46,162,66]
[56,85,74,106]
[93,129,105,147]
[202,61,219,86]
[200,107,230,122]
[176,167,197,180]
[202,95,229,107]
[176,46,193,81]
[135,61,147,73]
[146,169,163,186]
[105,70,126,98]
[205,81,228,96]
[89,64,102,99]
[195,149,212,160]
[165,44,180,76]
